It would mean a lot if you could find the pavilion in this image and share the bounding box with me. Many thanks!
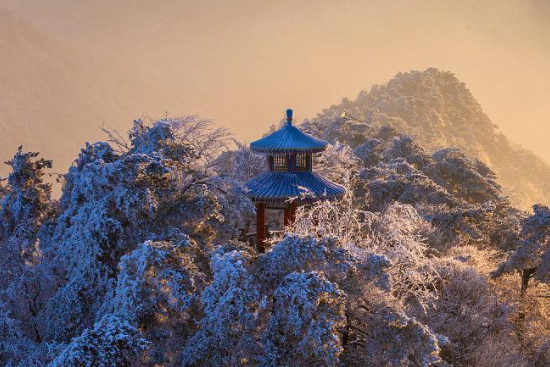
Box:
[246,109,345,252]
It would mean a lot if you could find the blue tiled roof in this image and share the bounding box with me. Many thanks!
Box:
[250,123,328,154]
[246,172,345,202]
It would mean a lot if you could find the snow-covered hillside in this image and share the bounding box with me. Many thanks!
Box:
[304,68,550,209]
[1,115,549,366]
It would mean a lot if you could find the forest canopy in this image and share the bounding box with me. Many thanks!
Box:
[0,70,549,366]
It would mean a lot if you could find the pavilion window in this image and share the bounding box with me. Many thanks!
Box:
[295,153,310,172]
[273,155,288,172]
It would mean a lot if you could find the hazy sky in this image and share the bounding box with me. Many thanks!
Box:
[1,0,550,171]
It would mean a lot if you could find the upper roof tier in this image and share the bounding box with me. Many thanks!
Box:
[250,109,328,154]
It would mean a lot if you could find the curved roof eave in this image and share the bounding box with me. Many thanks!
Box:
[245,172,345,203]
[250,123,328,154]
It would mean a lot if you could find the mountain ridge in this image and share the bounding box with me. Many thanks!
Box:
[305,68,550,209]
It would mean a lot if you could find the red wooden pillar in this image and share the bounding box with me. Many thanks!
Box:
[290,201,298,224]
[284,206,291,227]
[256,203,266,253]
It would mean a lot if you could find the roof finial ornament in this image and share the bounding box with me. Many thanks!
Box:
[286,108,293,125]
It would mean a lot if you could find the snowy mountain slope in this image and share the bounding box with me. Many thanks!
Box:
[305,68,550,209]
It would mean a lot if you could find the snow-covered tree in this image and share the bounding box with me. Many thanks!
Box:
[352,130,516,250]
[422,201,517,247]
[315,141,359,187]
[260,234,391,294]
[100,239,205,365]
[290,186,367,250]
[354,137,385,167]
[0,146,52,243]
[360,158,456,212]
[41,120,223,341]
[417,254,515,366]
[0,304,25,364]
[212,141,265,183]
[290,186,438,310]
[345,301,444,367]
[50,315,148,367]
[159,115,232,168]
[492,204,550,290]
[262,271,346,367]
[102,238,204,326]
[0,148,54,350]
[182,249,261,366]
[208,176,256,243]
[424,148,502,204]
[383,135,431,170]
[0,303,64,366]
[367,203,440,309]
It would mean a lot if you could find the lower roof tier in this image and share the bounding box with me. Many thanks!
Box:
[246,172,345,203]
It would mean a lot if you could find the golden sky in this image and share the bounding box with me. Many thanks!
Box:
[1,0,549,169]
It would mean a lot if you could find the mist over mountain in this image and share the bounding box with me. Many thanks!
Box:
[1,3,547,209]
[2,0,550,183]
[0,8,184,177]
[0,9,117,170]
[304,68,550,209]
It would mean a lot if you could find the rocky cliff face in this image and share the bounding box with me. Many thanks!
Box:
[305,68,550,209]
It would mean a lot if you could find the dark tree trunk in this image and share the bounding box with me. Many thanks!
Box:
[256,203,266,253]
[521,267,537,296]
